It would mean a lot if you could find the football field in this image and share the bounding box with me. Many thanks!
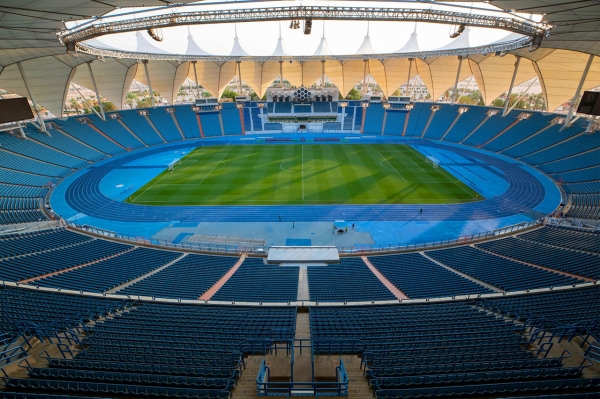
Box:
[125,144,482,205]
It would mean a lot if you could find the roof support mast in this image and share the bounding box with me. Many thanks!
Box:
[142,60,156,108]
[87,62,105,121]
[237,61,243,94]
[502,56,521,117]
[192,61,201,100]
[279,61,284,88]
[406,58,414,97]
[562,53,594,130]
[451,56,463,105]
[17,61,47,135]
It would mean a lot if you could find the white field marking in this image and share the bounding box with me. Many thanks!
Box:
[130,159,195,202]
[196,153,229,186]
[403,144,473,197]
[408,158,427,173]
[377,151,407,182]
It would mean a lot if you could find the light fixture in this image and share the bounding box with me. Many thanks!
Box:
[383,103,391,109]
[339,101,348,108]
[304,19,312,35]
[289,20,300,29]
[449,24,466,39]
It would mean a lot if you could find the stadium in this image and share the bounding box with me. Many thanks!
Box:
[0,0,600,397]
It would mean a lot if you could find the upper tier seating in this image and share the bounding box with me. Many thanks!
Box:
[174,107,202,139]
[199,112,222,137]
[0,239,132,281]
[363,104,384,134]
[462,113,515,147]
[118,254,237,299]
[476,236,600,280]
[404,103,430,137]
[313,102,331,113]
[423,105,457,140]
[251,108,263,131]
[55,118,124,155]
[368,253,493,298]
[293,104,311,113]
[211,258,298,302]
[0,184,47,198]
[563,181,600,195]
[383,111,407,135]
[0,168,55,187]
[0,133,86,169]
[90,116,144,149]
[221,107,242,135]
[483,112,555,152]
[119,111,165,145]
[29,128,105,162]
[554,166,600,184]
[522,132,599,166]
[274,103,292,113]
[517,226,600,253]
[0,210,46,225]
[501,122,584,159]
[307,258,396,302]
[442,106,488,143]
[35,247,182,292]
[537,149,600,174]
[425,246,580,291]
[147,110,184,142]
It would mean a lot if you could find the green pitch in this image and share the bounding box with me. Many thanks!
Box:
[125,144,482,205]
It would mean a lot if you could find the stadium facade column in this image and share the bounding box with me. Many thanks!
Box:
[87,62,105,121]
[406,58,414,97]
[451,56,464,105]
[362,60,368,94]
[321,61,325,89]
[16,61,47,134]
[562,54,594,130]
[192,61,201,99]
[236,61,243,94]
[279,61,284,88]
[502,56,521,117]
[142,60,156,108]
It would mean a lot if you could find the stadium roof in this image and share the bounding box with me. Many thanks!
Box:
[0,0,599,117]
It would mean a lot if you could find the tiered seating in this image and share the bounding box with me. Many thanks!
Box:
[120,111,165,145]
[0,228,91,259]
[147,110,184,142]
[501,123,578,159]
[0,134,86,169]
[243,107,252,131]
[0,210,46,225]
[199,112,222,137]
[566,194,600,220]
[250,108,262,131]
[56,119,124,155]
[0,150,70,178]
[554,166,600,184]
[425,246,579,291]
[29,128,105,162]
[442,106,488,143]
[0,285,128,336]
[477,236,600,280]
[368,253,493,298]
[564,181,600,195]
[0,197,40,211]
[293,104,311,113]
[404,103,430,137]
[538,150,600,174]
[4,302,295,398]
[307,258,396,302]
[462,113,515,147]
[383,111,407,135]
[91,117,144,149]
[423,105,457,140]
[522,132,598,166]
[0,239,132,281]
[274,102,292,113]
[311,302,598,398]
[118,254,236,299]
[0,168,55,187]
[35,247,181,292]
[483,112,554,152]
[517,226,600,253]
[264,122,282,131]
[174,106,201,139]
[480,285,600,333]
[0,183,47,198]
[221,105,242,135]
[313,102,331,113]
[354,106,363,131]
[363,104,384,134]
[342,107,354,130]
[211,258,298,302]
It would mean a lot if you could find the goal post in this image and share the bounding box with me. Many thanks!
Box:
[168,158,181,171]
[425,155,440,168]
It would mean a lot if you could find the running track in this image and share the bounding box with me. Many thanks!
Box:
[62,139,551,223]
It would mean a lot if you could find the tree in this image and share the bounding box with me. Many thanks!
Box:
[69,98,81,115]
[93,101,117,113]
[221,88,237,99]
[492,98,505,107]
[201,91,212,98]
[345,88,362,100]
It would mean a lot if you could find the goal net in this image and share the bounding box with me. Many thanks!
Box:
[425,155,440,168]
[168,158,181,171]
